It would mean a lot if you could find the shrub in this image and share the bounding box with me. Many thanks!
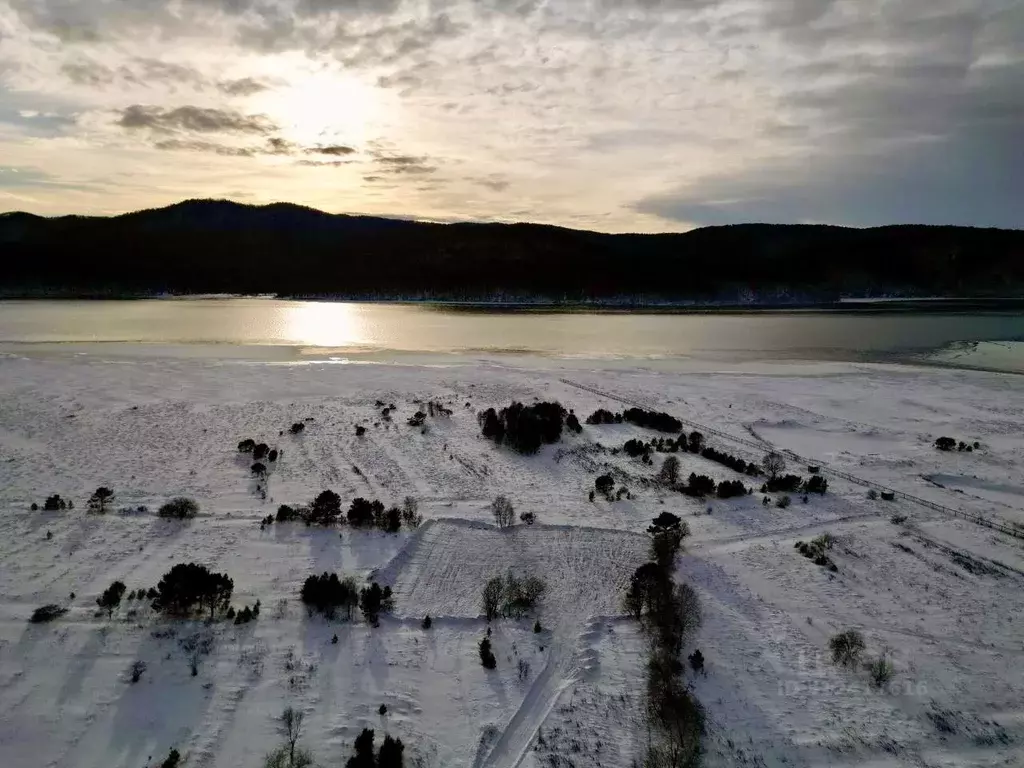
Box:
[289,422,305,434]
[268,449,278,462]
[585,408,619,425]
[301,573,358,619]
[503,573,546,618]
[381,506,401,533]
[359,582,394,626]
[160,749,181,768]
[43,494,67,511]
[622,407,682,433]
[891,514,908,524]
[934,436,956,451]
[252,443,269,460]
[766,474,803,492]
[479,636,497,669]
[492,495,515,528]
[657,455,680,486]
[129,660,147,683]
[803,475,828,494]
[479,401,568,453]
[716,479,746,498]
[762,451,786,479]
[238,439,256,453]
[88,487,115,513]
[96,580,126,618]
[867,489,879,500]
[519,511,536,525]
[623,438,648,458]
[867,654,894,687]
[305,490,342,525]
[595,474,615,497]
[276,504,300,522]
[565,411,582,434]
[422,615,432,629]
[407,410,426,427]
[158,497,199,519]
[29,604,67,623]
[355,425,366,436]
[776,495,792,509]
[688,648,704,674]
[534,619,542,633]
[251,461,267,477]
[700,445,751,474]
[30,503,39,511]
[829,629,866,667]
[154,563,233,618]
[685,473,716,497]
[812,533,836,550]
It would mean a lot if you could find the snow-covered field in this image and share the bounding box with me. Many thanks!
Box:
[1,347,1023,768]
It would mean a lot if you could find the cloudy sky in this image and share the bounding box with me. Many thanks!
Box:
[0,0,1020,232]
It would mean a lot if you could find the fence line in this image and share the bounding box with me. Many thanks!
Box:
[560,378,1024,541]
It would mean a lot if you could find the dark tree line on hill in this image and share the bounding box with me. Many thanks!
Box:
[479,401,576,453]
[4,200,1023,298]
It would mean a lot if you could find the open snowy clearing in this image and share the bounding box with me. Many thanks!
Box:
[1,348,1023,768]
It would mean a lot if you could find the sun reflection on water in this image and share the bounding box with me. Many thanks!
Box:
[280,302,372,347]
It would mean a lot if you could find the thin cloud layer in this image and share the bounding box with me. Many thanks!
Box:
[0,0,1020,230]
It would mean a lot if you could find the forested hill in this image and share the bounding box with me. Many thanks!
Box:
[1,200,1021,300]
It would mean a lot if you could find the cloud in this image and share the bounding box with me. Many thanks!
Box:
[373,154,436,175]
[116,105,277,134]
[310,145,356,156]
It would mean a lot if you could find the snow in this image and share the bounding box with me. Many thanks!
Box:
[1,346,1023,768]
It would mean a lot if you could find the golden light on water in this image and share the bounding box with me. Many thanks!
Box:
[281,302,371,347]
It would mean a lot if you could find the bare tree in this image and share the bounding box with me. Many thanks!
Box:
[280,706,304,767]
[762,451,786,480]
[483,577,503,621]
[491,495,515,528]
[657,456,680,486]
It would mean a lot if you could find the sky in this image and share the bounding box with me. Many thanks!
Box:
[0,0,1021,233]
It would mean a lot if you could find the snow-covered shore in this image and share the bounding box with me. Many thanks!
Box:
[1,347,1022,768]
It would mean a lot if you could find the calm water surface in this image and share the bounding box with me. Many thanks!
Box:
[1,299,1022,370]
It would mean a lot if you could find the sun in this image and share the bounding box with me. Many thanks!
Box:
[253,65,385,149]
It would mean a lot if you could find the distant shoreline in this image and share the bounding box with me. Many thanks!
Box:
[2,293,1023,314]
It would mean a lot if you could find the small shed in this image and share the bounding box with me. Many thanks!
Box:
[880,491,896,502]
[807,465,821,474]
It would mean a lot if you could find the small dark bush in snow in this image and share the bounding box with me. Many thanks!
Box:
[934,436,956,451]
[238,438,256,453]
[30,604,67,623]
[479,637,497,669]
[422,615,432,629]
[88,487,115,513]
[290,422,305,434]
[829,629,866,667]
[252,443,269,460]
[97,580,126,618]
[158,497,199,519]
[43,494,67,511]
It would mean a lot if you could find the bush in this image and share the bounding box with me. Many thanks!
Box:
[97,580,126,618]
[534,619,542,633]
[565,411,582,433]
[829,629,866,667]
[383,506,402,533]
[803,475,828,494]
[776,495,792,509]
[867,489,879,500]
[290,422,305,434]
[622,438,648,458]
[301,573,358,619]
[251,443,269,460]
[43,494,67,511]
[378,734,405,768]
[502,573,546,618]
[238,438,256,452]
[491,495,515,528]
[716,479,746,498]
[29,604,67,623]
[346,728,375,768]
[251,461,267,477]
[867,654,894,687]
[688,648,704,674]
[622,407,682,433]
[88,487,115,513]
[155,563,233,618]
[685,473,716,497]
[359,582,394,626]
[479,401,568,453]
[589,408,621,425]
[268,449,278,462]
[891,514,908,524]
[766,474,803,492]
[355,425,366,436]
[160,749,181,768]
[700,445,751,474]
[346,496,381,527]
[158,497,199,519]
[305,490,342,525]
[595,474,614,497]
[129,660,147,683]
[276,504,301,522]
[401,496,422,528]
[934,436,956,451]
[422,614,432,629]
[479,636,497,669]
[519,511,536,525]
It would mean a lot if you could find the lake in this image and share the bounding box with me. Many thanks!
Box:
[0,299,1022,371]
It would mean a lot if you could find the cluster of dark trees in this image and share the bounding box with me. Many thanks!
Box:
[36,494,69,511]
[4,200,1023,298]
[153,563,234,618]
[586,409,621,425]
[273,493,420,531]
[935,436,979,452]
[479,401,575,453]
[700,446,762,476]
[623,408,683,433]
[158,497,199,519]
[96,580,126,617]
[482,572,546,621]
[301,573,394,625]
[229,601,260,625]
[795,534,838,571]
[346,728,404,768]
[624,513,704,766]
[762,475,828,494]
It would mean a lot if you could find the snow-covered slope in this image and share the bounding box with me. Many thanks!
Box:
[1,349,1022,768]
